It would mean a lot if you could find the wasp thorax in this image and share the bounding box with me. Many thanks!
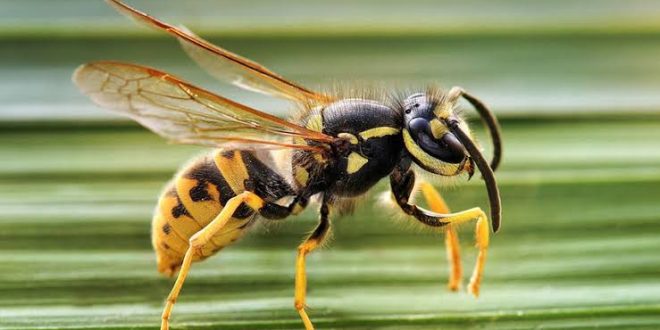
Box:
[401,93,471,175]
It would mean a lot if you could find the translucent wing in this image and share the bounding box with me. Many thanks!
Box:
[73,61,334,151]
[107,0,333,105]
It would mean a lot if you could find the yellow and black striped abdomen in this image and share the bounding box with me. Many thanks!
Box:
[152,149,292,276]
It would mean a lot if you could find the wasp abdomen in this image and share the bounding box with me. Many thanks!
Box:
[152,149,293,276]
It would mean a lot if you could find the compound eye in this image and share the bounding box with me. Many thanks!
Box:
[408,117,431,136]
[408,117,466,164]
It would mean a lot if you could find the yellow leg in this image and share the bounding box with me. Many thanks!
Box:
[468,215,489,297]
[294,209,331,330]
[161,191,264,330]
[161,248,193,330]
[419,182,462,291]
[444,207,489,298]
[419,182,490,297]
[444,227,462,291]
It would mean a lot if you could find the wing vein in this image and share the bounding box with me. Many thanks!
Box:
[73,61,334,154]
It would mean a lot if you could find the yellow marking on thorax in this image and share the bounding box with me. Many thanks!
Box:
[338,132,358,144]
[291,113,325,155]
[359,126,400,140]
[214,150,250,194]
[347,152,369,174]
[313,153,326,163]
[305,114,323,132]
[294,165,310,186]
[176,178,221,224]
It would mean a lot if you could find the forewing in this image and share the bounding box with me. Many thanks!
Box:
[107,0,333,105]
[72,61,333,151]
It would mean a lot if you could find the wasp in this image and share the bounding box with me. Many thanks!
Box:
[73,1,503,329]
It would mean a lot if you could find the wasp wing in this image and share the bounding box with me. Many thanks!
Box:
[73,61,334,151]
[107,0,333,105]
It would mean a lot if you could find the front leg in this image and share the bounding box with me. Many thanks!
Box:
[418,181,462,292]
[389,166,490,297]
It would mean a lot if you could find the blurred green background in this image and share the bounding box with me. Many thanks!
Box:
[2,1,660,329]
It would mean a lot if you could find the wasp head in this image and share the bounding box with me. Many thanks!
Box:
[400,87,503,232]
[401,91,474,177]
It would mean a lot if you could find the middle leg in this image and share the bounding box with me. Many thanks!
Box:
[294,199,332,330]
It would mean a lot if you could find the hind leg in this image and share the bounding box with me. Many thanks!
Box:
[161,191,265,330]
[419,181,462,291]
[294,201,331,330]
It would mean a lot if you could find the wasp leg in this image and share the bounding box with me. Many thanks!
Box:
[390,166,490,297]
[294,200,331,330]
[160,191,265,330]
[418,181,462,292]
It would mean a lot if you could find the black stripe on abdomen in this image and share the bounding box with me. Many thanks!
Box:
[183,155,253,219]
